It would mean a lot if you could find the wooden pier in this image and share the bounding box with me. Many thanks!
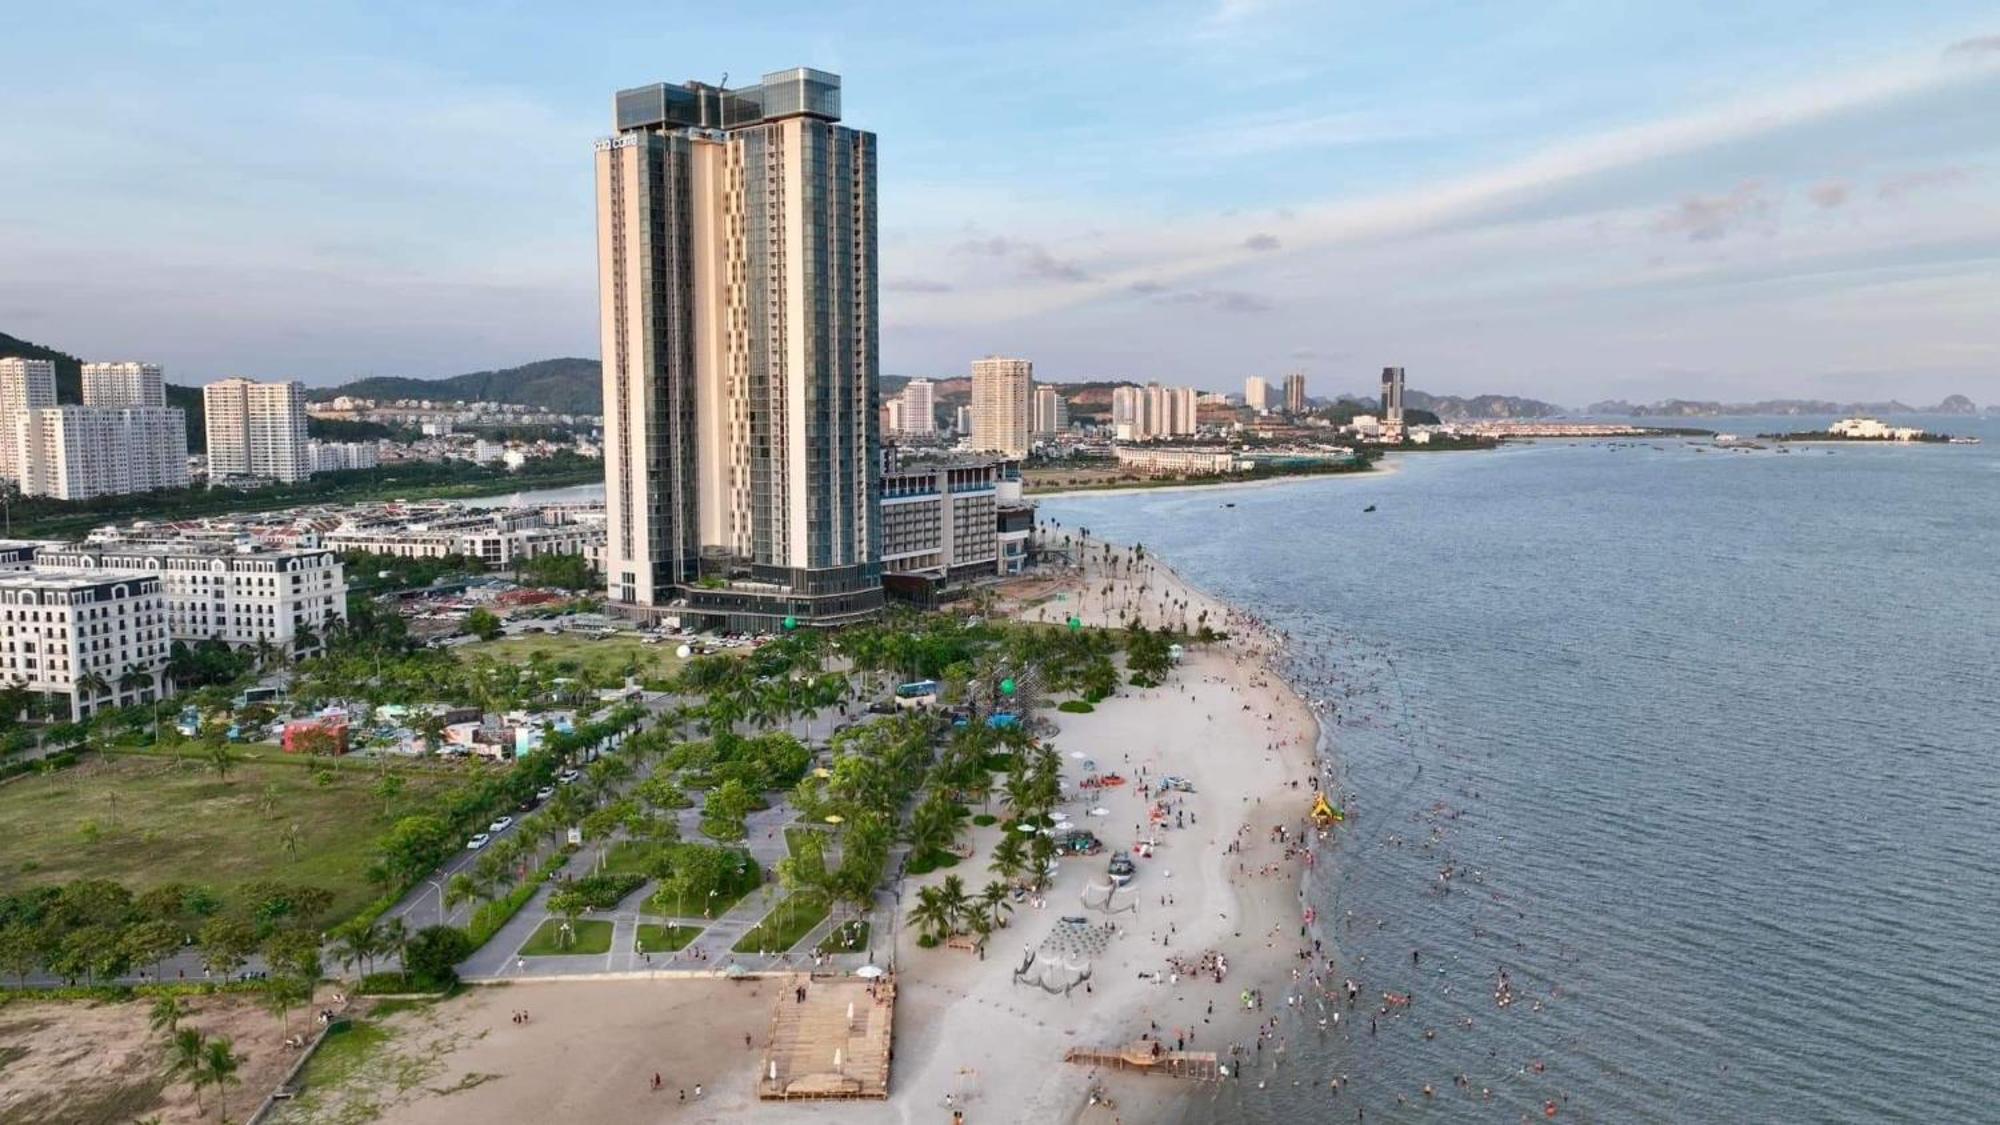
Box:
[1064,1040,1221,1082]
[756,974,894,1100]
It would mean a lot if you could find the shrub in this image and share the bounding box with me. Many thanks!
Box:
[1057,700,1095,714]
[570,872,646,909]
[916,933,939,949]
[971,814,997,827]
[403,925,473,990]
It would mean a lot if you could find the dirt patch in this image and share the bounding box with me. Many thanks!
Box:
[0,993,305,1125]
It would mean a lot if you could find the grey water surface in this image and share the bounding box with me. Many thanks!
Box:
[1042,419,2000,1123]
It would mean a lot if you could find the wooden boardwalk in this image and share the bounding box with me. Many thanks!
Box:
[757,974,894,1100]
[1064,1041,1221,1082]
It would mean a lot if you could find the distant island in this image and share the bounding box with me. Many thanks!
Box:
[1590,394,1979,417]
[1758,418,1973,444]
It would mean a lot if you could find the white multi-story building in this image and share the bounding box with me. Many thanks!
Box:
[326,509,605,568]
[35,543,347,657]
[14,405,190,499]
[0,357,58,484]
[308,440,380,473]
[81,362,166,407]
[877,456,1032,583]
[204,378,309,483]
[953,405,973,435]
[1113,445,1240,477]
[899,379,936,435]
[0,569,169,719]
[1112,383,1198,440]
[1244,376,1270,412]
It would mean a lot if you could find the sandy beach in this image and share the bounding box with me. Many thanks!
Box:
[1029,458,1395,501]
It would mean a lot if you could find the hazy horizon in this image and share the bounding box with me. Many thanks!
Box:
[2,3,1996,404]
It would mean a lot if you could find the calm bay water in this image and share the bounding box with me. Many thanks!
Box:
[1044,417,2000,1123]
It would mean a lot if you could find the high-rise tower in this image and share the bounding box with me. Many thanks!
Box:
[1380,366,1406,441]
[970,356,1032,458]
[596,68,882,628]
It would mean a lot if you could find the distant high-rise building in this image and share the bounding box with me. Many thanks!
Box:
[1380,366,1406,441]
[954,405,973,434]
[1244,376,1270,412]
[597,68,881,628]
[1033,385,1069,436]
[81,362,165,407]
[970,356,1032,457]
[0,357,57,483]
[204,378,309,482]
[15,405,188,499]
[1283,372,1308,414]
[884,398,906,436]
[899,379,936,436]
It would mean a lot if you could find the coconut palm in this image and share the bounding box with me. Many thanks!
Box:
[165,1028,206,1112]
[975,880,1015,931]
[907,885,956,944]
[200,1036,242,1122]
[148,995,186,1038]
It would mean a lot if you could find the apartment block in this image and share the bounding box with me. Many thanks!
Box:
[14,405,190,499]
[970,356,1032,457]
[597,67,882,629]
[0,357,57,483]
[205,378,309,482]
[81,362,165,407]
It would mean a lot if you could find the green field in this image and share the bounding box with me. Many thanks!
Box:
[601,840,662,876]
[635,923,700,953]
[0,753,453,921]
[453,633,688,680]
[519,918,613,956]
[731,890,830,954]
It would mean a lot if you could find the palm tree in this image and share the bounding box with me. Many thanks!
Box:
[148,995,186,1038]
[975,880,1015,931]
[443,873,483,919]
[907,885,956,944]
[118,665,152,705]
[330,923,375,979]
[293,623,320,658]
[201,1036,242,1122]
[989,830,1027,885]
[76,669,111,706]
[264,976,311,1034]
[379,916,410,980]
[166,1028,206,1113]
[936,875,971,931]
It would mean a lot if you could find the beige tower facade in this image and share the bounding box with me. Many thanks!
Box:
[204,378,308,483]
[596,68,881,629]
[970,356,1032,457]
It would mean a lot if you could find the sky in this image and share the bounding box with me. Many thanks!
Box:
[2,1,1997,406]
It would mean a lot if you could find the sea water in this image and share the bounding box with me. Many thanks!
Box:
[1042,417,2000,1123]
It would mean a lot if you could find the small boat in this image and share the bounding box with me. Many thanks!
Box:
[1363,504,1377,513]
[1224,502,1236,508]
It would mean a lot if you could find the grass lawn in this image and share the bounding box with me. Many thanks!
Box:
[266,1019,393,1124]
[0,753,452,922]
[784,825,831,856]
[602,839,662,876]
[519,918,614,956]
[453,632,687,680]
[731,890,830,954]
[646,871,760,921]
[634,923,701,953]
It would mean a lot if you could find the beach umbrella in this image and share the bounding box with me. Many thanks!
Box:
[1000,678,1016,696]
[782,616,797,631]
[1088,807,1110,817]
[824,814,845,825]
[1017,823,1039,833]
[725,963,749,978]
[813,767,832,778]
[1069,750,1086,759]
[855,965,886,979]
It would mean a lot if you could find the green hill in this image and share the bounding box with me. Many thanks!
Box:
[313,357,603,414]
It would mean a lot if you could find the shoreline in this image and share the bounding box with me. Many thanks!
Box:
[990,539,1329,1124]
[1029,458,1398,501]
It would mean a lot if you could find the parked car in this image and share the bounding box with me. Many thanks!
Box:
[557,769,580,784]
[535,785,556,801]
[466,833,491,850]
[488,816,515,834]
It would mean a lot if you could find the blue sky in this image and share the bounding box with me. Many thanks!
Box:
[2,1,1996,404]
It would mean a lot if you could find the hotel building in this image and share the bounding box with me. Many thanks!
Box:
[1283,372,1308,415]
[14,405,189,499]
[596,67,882,629]
[36,543,348,657]
[0,357,57,484]
[0,569,169,719]
[898,379,937,435]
